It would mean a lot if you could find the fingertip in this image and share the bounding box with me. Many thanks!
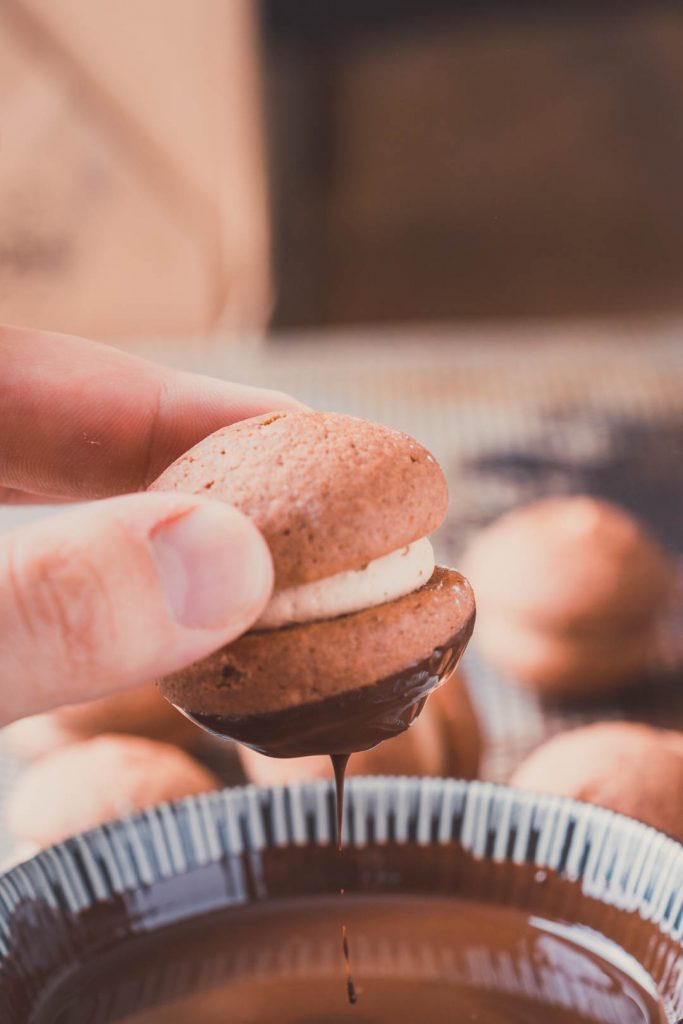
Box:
[149,499,274,635]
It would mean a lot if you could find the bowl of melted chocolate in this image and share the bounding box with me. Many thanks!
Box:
[0,778,681,1023]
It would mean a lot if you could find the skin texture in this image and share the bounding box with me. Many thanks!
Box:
[6,734,220,848]
[510,723,683,842]
[0,325,300,501]
[0,325,302,723]
[150,411,448,588]
[463,496,672,696]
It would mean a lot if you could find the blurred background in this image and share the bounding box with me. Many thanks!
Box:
[0,0,682,862]
[3,0,683,337]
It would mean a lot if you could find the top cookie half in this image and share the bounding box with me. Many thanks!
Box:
[150,411,447,588]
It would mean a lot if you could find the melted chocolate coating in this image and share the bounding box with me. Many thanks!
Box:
[182,629,470,758]
[112,899,666,1023]
[1,845,675,1023]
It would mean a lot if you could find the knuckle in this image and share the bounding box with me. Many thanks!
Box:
[10,544,112,678]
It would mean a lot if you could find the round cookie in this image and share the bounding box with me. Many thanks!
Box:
[463,496,671,696]
[6,734,219,848]
[152,412,475,757]
[161,567,472,717]
[473,615,654,696]
[4,683,200,761]
[510,723,683,842]
[150,411,447,588]
[237,670,482,784]
[464,496,671,632]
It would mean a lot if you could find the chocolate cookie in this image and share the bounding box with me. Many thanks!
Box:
[151,411,447,588]
[152,412,475,756]
[511,723,683,842]
[463,496,671,697]
[237,669,481,784]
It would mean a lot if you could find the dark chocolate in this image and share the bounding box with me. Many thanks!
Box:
[2,842,676,1022]
[181,627,470,758]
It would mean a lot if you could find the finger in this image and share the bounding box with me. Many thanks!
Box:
[0,487,74,505]
[0,492,274,725]
[0,324,302,500]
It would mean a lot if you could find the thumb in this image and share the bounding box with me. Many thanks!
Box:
[0,493,273,724]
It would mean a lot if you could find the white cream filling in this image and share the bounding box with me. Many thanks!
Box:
[256,537,435,630]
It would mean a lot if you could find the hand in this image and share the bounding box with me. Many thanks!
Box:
[0,325,301,726]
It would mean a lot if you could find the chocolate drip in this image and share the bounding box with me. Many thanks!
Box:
[331,753,350,852]
[341,923,357,1006]
[184,629,469,759]
[185,627,470,1009]
[331,753,357,1004]
[183,623,471,1010]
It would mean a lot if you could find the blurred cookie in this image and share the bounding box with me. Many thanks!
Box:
[510,722,683,842]
[6,734,219,848]
[463,496,671,696]
[3,683,200,761]
[473,615,654,693]
[237,670,482,785]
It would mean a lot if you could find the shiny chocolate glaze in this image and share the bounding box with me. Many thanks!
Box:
[182,627,471,759]
[10,848,670,1024]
